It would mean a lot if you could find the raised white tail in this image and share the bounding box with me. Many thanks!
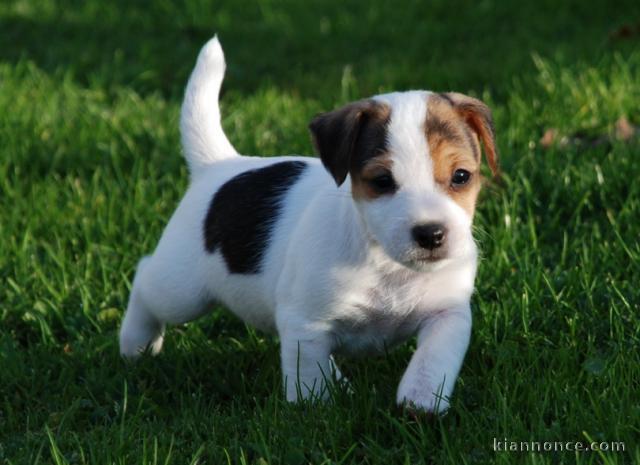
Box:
[180,36,239,176]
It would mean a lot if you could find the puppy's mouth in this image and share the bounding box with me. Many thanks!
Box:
[413,249,449,263]
[416,255,444,263]
[401,249,452,271]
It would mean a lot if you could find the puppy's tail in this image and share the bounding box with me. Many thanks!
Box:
[180,35,239,176]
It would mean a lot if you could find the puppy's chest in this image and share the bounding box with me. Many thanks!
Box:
[331,273,429,355]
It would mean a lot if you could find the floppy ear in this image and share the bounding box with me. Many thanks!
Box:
[442,92,499,176]
[309,100,381,186]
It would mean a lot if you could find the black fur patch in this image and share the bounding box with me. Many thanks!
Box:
[203,161,307,274]
[309,99,391,186]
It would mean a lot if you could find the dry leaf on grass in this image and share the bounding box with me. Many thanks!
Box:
[540,128,559,148]
[615,116,636,141]
[540,117,637,150]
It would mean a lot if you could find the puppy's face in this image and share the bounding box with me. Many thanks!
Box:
[310,91,498,270]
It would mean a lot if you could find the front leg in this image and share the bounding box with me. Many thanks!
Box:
[277,312,335,402]
[397,306,472,413]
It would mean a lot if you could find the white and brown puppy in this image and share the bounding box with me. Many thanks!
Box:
[119,36,498,412]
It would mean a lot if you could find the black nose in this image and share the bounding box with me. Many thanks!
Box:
[412,223,447,250]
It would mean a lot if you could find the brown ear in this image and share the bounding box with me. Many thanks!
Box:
[309,100,385,186]
[442,92,499,176]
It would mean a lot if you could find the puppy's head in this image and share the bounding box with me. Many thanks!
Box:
[309,91,498,270]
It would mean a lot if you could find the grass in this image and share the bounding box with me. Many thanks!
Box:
[1,0,639,463]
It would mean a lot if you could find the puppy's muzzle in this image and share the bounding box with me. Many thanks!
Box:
[412,223,447,250]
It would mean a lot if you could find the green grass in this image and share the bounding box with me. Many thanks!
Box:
[1,0,639,463]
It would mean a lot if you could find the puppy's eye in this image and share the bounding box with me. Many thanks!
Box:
[369,173,397,193]
[451,169,471,187]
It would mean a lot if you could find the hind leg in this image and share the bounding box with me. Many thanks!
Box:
[119,250,214,358]
[119,286,165,357]
[119,257,165,358]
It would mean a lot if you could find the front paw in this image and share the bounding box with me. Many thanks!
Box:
[396,382,450,414]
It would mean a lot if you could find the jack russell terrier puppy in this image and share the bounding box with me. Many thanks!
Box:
[119,36,498,412]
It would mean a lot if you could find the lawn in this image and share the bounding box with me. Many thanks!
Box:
[1,0,639,464]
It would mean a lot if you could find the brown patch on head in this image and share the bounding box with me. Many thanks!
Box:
[351,155,394,200]
[426,93,499,216]
[442,92,499,176]
[309,99,392,197]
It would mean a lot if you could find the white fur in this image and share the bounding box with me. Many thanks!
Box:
[119,36,479,413]
[179,36,238,175]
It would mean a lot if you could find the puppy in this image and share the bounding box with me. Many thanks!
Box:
[119,36,498,412]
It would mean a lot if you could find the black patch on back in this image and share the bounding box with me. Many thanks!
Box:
[203,161,307,274]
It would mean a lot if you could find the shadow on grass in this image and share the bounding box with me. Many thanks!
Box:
[0,322,410,436]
